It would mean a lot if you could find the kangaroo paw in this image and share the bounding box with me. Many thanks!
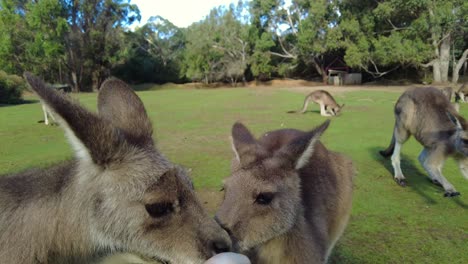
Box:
[444,191,460,197]
[395,178,407,187]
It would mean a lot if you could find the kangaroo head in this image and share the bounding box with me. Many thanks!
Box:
[215,121,330,252]
[23,73,230,263]
[333,104,345,115]
[447,111,468,156]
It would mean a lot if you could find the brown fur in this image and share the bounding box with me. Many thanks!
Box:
[216,121,354,264]
[380,87,468,197]
[287,90,344,116]
[0,73,231,263]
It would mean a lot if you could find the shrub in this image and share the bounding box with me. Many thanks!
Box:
[0,71,26,104]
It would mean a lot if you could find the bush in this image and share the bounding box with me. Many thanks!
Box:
[0,71,26,104]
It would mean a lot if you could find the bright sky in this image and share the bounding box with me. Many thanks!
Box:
[130,0,242,28]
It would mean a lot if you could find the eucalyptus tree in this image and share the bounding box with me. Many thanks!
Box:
[339,0,468,83]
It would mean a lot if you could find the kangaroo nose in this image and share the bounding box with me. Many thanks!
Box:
[212,239,231,254]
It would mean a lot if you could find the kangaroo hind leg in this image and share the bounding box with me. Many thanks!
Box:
[420,147,459,197]
[391,126,410,186]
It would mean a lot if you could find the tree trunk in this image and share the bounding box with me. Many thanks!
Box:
[438,35,451,83]
[311,58,327,84]
[452,49,468,84]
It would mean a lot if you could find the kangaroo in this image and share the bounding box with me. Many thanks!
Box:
[41,103,57,125]
[215,120,354,264]
[0,73,231,264]
[287,90,344,116]
[380,87,468,197]
[455,82,468,103]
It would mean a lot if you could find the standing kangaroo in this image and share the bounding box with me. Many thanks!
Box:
[215,120,354,264]
[288,90,344,116]
[0,73,231,263]
[380,87,468,197]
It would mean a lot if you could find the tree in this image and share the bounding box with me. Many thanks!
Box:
[248,0,343,82]
[63,0,140,91]
[184,4,250,85]
[113,16,185,84]
[339,0,468,83]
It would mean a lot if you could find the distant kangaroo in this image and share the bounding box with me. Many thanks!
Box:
[40,103,57,125]
[216,120,354,264]
[380,87,468,197]
[0,73,231,263]
[455,82,468,102]
[288,90,344,116]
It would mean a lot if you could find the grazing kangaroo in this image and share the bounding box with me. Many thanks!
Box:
[0,73,231,264]
[41,103,57,125]
[380,87,468,197]
[455,82,468,102]
[215,120,354,264]
[287,90,344,116]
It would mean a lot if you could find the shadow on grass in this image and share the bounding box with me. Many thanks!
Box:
[286,110,321,114]
[0,99,39,107]
[368,147,468,209]
[368,147,438,205]
[328,245,363,264]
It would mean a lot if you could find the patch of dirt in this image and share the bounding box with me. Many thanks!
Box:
[196,189,223,215]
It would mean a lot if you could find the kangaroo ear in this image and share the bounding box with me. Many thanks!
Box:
[98,78,153,147]
[276,120,330,170]
[24,72,124,166]
[231,122,265,167]
[340,104,345,109]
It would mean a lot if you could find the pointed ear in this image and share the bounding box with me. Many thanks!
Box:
[447,111,464,130]
[340,104,345,109]
[276,120,330,170]
[24,72,124,166]
[231,122,261,167]
[98,78,153,147]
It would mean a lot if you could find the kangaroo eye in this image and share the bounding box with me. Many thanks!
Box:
[255,192,274,205]
[145,202,174,218]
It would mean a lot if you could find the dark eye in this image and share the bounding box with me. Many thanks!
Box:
[145,202,174,218]
[255,192,274,205]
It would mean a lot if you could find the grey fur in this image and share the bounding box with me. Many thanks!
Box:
[216,121,354,264]
[0,73,231,264]
[380,87,468,197]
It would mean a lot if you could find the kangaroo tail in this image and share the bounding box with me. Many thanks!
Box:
[287,95,311,114]
[299,96,311,113]
[379,133,395,158]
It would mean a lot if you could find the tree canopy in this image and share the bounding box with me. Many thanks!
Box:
[0,0,467,95]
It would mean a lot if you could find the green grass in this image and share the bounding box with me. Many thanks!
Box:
[0,87,467,263]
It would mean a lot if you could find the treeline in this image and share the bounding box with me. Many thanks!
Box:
[0,0,467,94]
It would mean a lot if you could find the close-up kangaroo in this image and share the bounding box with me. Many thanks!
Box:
[380,87,468,197]
[288,90,344,116]
[0,73,232,263]
[216,120,354,264]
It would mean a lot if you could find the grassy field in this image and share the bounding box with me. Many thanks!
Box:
[0,86,467,263]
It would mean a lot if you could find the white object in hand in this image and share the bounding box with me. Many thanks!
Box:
[204,253,251,264]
